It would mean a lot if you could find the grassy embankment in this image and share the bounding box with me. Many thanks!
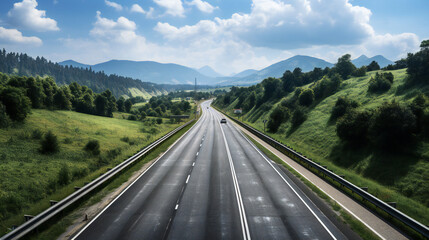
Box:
[0,109,186,236]
[218,69,429,227]
[29,116,197,240]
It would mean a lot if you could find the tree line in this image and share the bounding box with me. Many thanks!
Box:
[0,49,167,98]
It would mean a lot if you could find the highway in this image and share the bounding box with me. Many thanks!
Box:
[72,100,347,240]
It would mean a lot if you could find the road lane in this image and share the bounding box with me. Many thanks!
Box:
[73,101,349,240]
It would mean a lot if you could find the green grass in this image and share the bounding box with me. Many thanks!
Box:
[0,109,182,235]
[29,120,196,240]
[245,133,380,240]
[219,69,429,226]
[128,87,153,99]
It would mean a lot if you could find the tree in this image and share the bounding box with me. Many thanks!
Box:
[117,97,125,112]
[336,110,371,144]
[366,61,380,71]
[420,39,429,49]
[334,54,356,79]
[298,89,314,106]
[0,86,31,121]
[368,72,393,93]
[331,96,358,120]
[369,102,417,149]
[291,107,307,128]
[262,77,282,100]
[40,131,60,154]
[0,102,11,128]
[94,94,108,116]
[53,88,72,110]
[352,66,367,77]
[267,106,290,132]
[124,99,132,113]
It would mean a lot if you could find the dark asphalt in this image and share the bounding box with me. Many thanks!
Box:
[72,101,347,240]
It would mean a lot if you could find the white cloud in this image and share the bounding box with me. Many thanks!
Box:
[156,0,374,49]
[7,0,59,32]
[363,33,420,60]
[131,4,145,14]
[154,0,185,17]
[90,11,141,43]
[186,0,218,13]
[105,0,123,11]
[0,27,42,46]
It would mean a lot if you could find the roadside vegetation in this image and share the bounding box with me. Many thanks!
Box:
[213,41,429,226]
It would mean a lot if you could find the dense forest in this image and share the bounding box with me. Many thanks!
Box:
[0,49,171,97]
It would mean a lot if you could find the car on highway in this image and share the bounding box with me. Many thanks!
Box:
[220,118,227,124]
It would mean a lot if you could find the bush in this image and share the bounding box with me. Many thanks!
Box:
[331,97,359,120]
[156,118,163,124]
[336,110,371,144]
[311,74,342,100]
[127,115,137,121]
[71,167,88,180]
[352,66,367,77]
[40,131,59,154]
[291,107,307,128]
[298,89,314,106]
[84,140,100,156]
[267,106,290,132]
[367,61,380,71]
[31,129,43,139]
[57,164,70,186]
[369,102,417,149]
[368,72,394,93]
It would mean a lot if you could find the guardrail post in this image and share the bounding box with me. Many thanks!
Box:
[49,200,58,206]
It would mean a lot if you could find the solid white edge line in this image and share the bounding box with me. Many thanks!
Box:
[71,103,207,240]
[214,111,251,240]
[236,125,386,240]
[234,126,338,240]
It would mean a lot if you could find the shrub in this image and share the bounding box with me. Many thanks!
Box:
[298,89,314,106]
[40,131,59,154]
[336,110,371,144]
[368,72,394,93]
[120,136,130,143]
[31,129,43,139]
[331,97,359,120]
[369,102,417,149]
[57,164,70,186]
[267,106,290,132]
[291,107,307,128]
[311,74,342,100]
[156,118,163,124]
[352,66,367,77]
[84,140,100,156]
[71,167,88,180]
[127,115,137,121]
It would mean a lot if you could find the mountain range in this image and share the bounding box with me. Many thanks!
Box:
[60,54,393,86]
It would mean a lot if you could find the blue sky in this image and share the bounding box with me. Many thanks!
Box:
[0,0,428,75]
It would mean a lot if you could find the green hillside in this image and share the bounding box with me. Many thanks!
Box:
[215,68,429,226]
[0,109,182,234]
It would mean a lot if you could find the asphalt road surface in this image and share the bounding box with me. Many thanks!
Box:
[72,101,347,240]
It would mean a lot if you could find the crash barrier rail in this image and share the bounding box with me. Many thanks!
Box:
[215,107,429,239]
[1,119,195,240]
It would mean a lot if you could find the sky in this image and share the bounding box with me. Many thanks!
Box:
[0,0,428,76]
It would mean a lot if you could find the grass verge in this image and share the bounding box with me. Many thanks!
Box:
[29,120,196,240]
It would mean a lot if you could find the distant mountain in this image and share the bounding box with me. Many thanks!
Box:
[60,60,218,85]
[352,55,393,68]
[197,65,224,78]
[232,55,333,85]
[60,60,90,69]
[233,69,258,78]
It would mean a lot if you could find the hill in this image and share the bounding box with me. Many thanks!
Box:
[60,60,217,85]
[214,68,429,227]
[197,65,224,78]
[233,69,258,78]
[0,50,168,98]
[352,55,393,68]
[232,55,333,85]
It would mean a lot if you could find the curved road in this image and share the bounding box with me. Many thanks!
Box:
[72,101,347,240]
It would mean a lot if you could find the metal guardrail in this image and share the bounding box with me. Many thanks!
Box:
[217,108,429,239]
[1,120,194,240]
